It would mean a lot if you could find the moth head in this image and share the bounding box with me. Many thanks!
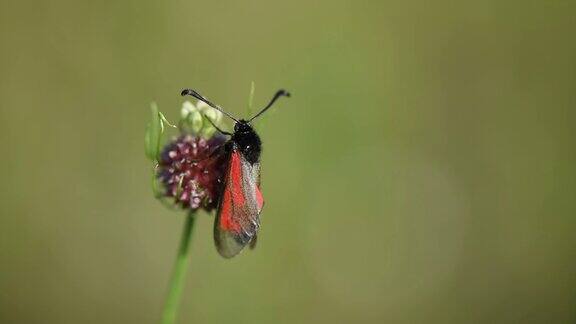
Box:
[234,120,253,133]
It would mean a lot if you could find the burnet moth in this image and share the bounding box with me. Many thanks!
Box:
[181,88,290,258]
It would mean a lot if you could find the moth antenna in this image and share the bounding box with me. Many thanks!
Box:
[181,88,239,122]
[248,89,291,122]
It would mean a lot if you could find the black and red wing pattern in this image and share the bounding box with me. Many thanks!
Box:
[214,148,264,258]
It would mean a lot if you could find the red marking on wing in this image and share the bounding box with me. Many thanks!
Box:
[256,186,264,211]
[230,152,245,207]
[218,151,245,233]
[219,187,240,232]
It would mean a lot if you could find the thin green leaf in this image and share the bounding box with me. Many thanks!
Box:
[247,81,255,116]
[145,103,177,161]
[145,102,162,161]
[151,165,163,198]
[145,123,153,159]
[159,111,177,130]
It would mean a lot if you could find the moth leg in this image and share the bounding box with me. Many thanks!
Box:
[203,115,232,136]
[188,143,227,163]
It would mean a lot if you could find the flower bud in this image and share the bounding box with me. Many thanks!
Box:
[180,101,204,134]
[197,100,223,138]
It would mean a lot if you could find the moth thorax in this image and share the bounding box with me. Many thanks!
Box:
[233,127,261,165]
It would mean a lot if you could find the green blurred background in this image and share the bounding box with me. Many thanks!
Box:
[1,0,575,323]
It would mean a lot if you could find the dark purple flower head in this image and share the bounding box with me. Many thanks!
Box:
[146,99,229,212]
[157,134,227,211]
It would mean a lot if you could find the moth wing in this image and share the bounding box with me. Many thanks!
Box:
[214,150,264,258]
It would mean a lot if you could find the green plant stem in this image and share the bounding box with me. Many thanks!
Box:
[161,213,196,324]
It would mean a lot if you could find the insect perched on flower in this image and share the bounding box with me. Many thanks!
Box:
[181,88,290,258]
